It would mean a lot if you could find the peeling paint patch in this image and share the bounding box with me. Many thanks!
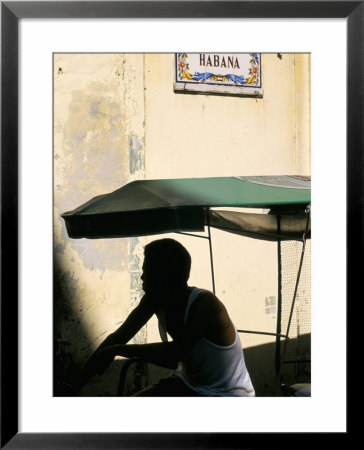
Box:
[60,79,131,274]
[62,81,129,212]
[55,243,66,254]
[129,135,144,175]
[128,132,145,344]
[70,238,129,279]
[129,237,146,344]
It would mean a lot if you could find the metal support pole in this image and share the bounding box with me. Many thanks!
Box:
[176,231,210,240]
[277,207,311,394]
[237,329,289,339]
[207,210,216,294]
[283,209,310,342]
[275,212,282,376]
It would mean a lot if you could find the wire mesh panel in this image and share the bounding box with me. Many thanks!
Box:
[278,211,311,387]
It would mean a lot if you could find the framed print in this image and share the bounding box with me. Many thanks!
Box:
[1,1,359,448]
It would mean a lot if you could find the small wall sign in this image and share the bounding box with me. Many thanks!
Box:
[174,53,263,97]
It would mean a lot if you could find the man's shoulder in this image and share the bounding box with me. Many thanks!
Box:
[189,289,234,344]
[192,289,223,315]
[195,289,216,301]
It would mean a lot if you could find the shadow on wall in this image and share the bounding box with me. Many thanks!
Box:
[53,256,91,395]
[53,256,135,397]
[243,333,311,397]
[53,253,151,397]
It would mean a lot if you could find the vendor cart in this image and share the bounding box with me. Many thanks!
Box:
[61,175,311,396]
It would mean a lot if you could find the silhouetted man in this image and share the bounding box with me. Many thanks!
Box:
[74,238,255,396]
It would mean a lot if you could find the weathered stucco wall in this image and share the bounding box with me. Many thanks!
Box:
[53,53,310,396]
[53,54,147,394]
[145,54,310,178]
[141,54,310,395]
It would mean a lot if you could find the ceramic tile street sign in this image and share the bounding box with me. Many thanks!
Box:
[174,53,263,97]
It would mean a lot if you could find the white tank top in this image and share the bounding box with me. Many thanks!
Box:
[158,287,255,397]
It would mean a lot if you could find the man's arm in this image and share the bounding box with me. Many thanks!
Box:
[74,292,231,392]
[87,342,179,372]
[97,294,155,349]
[73,294,155,392]
[95,292,224,371]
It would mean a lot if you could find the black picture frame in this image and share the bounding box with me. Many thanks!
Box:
[1,1,359,448]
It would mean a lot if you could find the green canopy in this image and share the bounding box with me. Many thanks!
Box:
[61,175,310,240]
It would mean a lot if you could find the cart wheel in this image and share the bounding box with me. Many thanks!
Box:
[117,357,141,396]
[288,383,311,397]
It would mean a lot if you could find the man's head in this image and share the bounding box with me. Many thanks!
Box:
[141,239,191,294]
